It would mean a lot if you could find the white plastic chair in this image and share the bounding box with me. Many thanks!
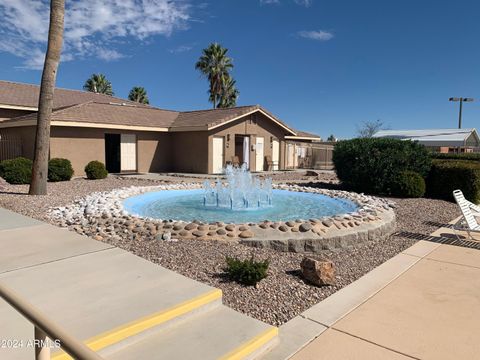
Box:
[452,189,480,240]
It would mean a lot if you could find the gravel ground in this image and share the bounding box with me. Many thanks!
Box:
[0,177,459,326]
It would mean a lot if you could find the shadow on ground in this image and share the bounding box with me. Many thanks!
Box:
[395,231,480,250]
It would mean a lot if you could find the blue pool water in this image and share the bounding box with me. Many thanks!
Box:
[123,189,358,223]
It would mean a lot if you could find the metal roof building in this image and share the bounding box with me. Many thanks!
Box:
[373,128,480,148]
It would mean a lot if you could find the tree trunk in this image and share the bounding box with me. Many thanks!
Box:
[29,0,65,195]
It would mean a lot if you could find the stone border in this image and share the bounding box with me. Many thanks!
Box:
[49,183,396,253]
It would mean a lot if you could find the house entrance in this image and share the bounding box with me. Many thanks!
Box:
[105,133,121,173]
[105,133,137,173]
[234,135,250,169]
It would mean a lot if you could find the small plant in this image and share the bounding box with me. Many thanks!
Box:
[0,157,32,184]
[48,158,74,182]
[225,255,269,286]
[392,171,426,198]
[84,161,108,180]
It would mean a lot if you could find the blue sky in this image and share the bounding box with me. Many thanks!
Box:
[0,0,479,138]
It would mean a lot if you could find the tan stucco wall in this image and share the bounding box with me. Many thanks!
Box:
[207,112,289,173]
[50,127,171,176]
[1,110,293,175]
[170,131,209,173]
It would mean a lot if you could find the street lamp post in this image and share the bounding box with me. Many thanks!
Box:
[449,97,474,129]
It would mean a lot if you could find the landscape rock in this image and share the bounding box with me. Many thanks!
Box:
[184,223,197,231]
[322,219,333,227]
[225,224,236,231]
[216,228,227,235]
[239,230,254,238]
[299,223,312,232]
[300,258,336,286]
[192,230,206,237]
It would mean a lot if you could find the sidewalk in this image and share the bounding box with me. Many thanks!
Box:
[0,207,276,360]
[287,225,480,359]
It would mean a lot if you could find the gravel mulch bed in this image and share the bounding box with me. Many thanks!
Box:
[0,178,460,326]
[0,176,171,222]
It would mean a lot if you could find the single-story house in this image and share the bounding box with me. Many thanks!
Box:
[0,80,322,175]
[373,128,480,153]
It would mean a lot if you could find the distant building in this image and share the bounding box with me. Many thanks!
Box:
[373,128,480,153]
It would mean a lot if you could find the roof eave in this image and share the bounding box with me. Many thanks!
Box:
[0,103,38,111]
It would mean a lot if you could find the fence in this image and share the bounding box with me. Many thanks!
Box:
[0,132,22,161]
[285,141,334,170]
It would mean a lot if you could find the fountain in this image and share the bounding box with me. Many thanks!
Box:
[203,164,272,210]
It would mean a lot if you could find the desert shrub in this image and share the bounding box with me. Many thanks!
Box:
[392,171,425,198]
[333,138,431,195]
[48,158,74,182]
[84,161,108,180]
[0,157,32,184]
[225,256,269,286]
[431,152,480,162]
[427,160,480,203]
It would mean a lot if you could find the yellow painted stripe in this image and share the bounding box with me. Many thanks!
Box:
[219,327,278,360]
[52,288,222,360]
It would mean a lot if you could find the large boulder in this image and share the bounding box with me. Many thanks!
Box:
[300,257,335,286]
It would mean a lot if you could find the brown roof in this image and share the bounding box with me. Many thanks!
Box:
[174,105,257,128]
[10,102,179,128]
[0,80,310,136]
[0,80,148,109]
[173,105,296,134]
[291,130,322,139]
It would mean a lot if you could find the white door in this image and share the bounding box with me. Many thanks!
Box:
[255,137,264,172]
[272,139,280,171]
[120,134,137,172]
[212,136,224,174]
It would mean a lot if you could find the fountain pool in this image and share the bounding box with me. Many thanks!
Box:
[123,189,359,223]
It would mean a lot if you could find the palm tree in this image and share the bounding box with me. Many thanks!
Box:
[216,76,239,108]
[128,86,149,104]
[29,0,65,195]
[83,73,114,95]
[195,43,233,109]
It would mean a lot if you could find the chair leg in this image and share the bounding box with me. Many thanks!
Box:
[453,228,463,241]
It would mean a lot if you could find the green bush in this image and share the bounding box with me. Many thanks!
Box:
[392,171,426,198]
[332,138,431,195]
[431,152,480,162]
[427,160,480,203]
[0,157,32,184]
[48,158,74,182]
[225,256,269,286]
[84,161,108,180]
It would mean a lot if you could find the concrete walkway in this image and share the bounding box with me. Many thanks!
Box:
[0,208,277,359]
[282,224,480,360]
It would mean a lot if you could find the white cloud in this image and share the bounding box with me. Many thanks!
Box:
[0,0,191,70]
[168,45,193,54]
[298,30,334,41]
[294,0,313,7]
[260,0,311,6]
[97,48,125,61]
